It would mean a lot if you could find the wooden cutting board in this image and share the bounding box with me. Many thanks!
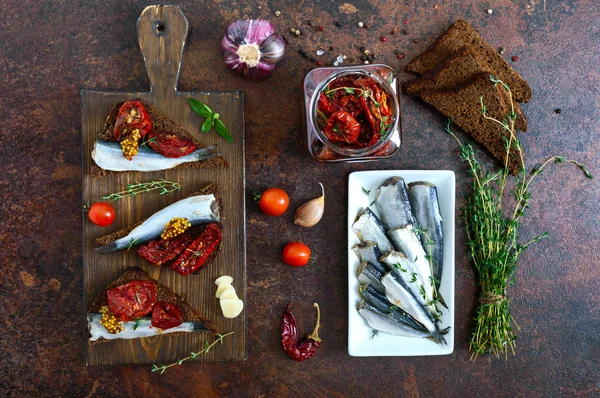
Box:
[81,5,246,366]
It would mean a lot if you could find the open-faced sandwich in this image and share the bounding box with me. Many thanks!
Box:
[87,267,217,343]
[91,100,228,176]
[96,183,223,276]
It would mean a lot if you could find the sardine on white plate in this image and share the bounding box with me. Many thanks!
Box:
[408,182,444,287]
[92,140,219,172]
[96,194,220,253]
[352,208,393,253]
[360,284,427,332]
[358,300,430,338]
[375,177,417,230]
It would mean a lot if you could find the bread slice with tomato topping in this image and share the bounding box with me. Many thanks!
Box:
[91,100,228,177]
[95,183,224,276]
[87,267,217,344]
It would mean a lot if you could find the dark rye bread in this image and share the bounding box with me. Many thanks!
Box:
[404,46,528,132]
[405,20,532,103]
[421,73,524,175]
[88,267,217,344]
[90,100,228,177]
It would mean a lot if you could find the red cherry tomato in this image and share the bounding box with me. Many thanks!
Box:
[283,242,311,267]
[88,202,116,227]
[151,301,183,330]
[259,188,289,216]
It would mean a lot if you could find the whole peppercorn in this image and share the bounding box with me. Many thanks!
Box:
[334,21,342,27]
[511,55,519,62]
[402,29,410,35]
[274,10,281,17]
[360,46,366,52]
[396,53,406,59]
[554,108,562,114]
[316,26,324,32]
[357,21,364,27]
[380,36,387,42]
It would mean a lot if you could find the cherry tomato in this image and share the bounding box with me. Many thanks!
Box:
[282,242,311,267]
[88,202,116,227]
[258,188,289,216]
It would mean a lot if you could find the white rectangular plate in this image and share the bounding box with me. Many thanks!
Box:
[348,170,455,356]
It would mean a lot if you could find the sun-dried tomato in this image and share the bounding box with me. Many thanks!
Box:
[136,234,193,266]
[323,111,360,144]
[107,280,157,322]
[170,223,222,276]
[114,101,152,141]
[146,130,197,158]
[151,301,183,330]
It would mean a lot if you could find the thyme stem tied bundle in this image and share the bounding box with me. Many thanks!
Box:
[445,76,593,360]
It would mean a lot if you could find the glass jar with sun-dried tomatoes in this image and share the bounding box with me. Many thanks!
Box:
[303,65,401,162]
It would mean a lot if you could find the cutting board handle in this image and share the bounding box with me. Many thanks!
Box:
[137,5,188,96]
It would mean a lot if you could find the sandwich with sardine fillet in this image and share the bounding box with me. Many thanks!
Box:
[87,267,217,344]
[95,183,224,277]
[405,20,531,103]
[91,100,227,177]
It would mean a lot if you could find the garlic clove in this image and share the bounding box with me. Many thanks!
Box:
[220,285,239,300]
[215,275,233,287]
[294,183,325,227]
[220,298,244,319]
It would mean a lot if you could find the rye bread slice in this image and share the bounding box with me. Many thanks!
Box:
[90,100,228,177]
[88,267,217,344]
[421,73,524,175]
[405,20,532,103]
[95,182,223,275]
[404,46,528,132]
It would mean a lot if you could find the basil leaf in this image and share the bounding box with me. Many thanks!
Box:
[214,119,233,142]
[188,97,213,118]
[201,116,213,133]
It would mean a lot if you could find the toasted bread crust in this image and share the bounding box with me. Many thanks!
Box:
[421,73,524,175]
[405,20,531,103]
[90,100,228,177]
[88,267,217,344]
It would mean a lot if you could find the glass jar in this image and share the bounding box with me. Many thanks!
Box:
[303,64,401,162]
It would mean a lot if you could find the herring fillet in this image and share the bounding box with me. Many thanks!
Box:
[96,194,220,253]
[352,241,385,272]
[352,208,393,253]
[386,226,437,313]
[408,182,444,287]
[375,177,417,230]
[360,284,427,332]
[379,250,437,318]
[92,140,219,172]
[358,301,430,338]
[357,262,386,293]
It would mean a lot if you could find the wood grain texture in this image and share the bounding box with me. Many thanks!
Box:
[81,5,246,365]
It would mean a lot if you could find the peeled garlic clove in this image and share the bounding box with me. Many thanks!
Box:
[216,281,233,298]
[215,275,233,287]
[220,285,238,300]
[220,298,244,319]
[294,183,325,227]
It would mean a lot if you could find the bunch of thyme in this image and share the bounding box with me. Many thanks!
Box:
[445,76,592,360]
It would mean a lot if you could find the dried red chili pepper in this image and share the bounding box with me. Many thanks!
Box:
[146,130,197,158]
[136,234,193,266]
[280,302,322,362]
[169,223,222,276]
[113,101,152,141]
[359,96,380,141]
[323,111,360,144]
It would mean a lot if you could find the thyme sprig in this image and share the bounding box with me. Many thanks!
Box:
[102,179,181,201]
[151,332,234,374]
[445,76,593,360]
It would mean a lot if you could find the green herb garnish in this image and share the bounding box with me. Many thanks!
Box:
[133,319,142,331]
[362,187,371,195]
[151,332,234,374]
[188,97,233,142]
[102,179,181,201]
[445,76,593,360]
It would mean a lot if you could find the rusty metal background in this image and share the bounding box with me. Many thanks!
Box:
[1,0,598,396]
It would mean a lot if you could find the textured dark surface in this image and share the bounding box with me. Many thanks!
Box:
[1,0,598,397]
